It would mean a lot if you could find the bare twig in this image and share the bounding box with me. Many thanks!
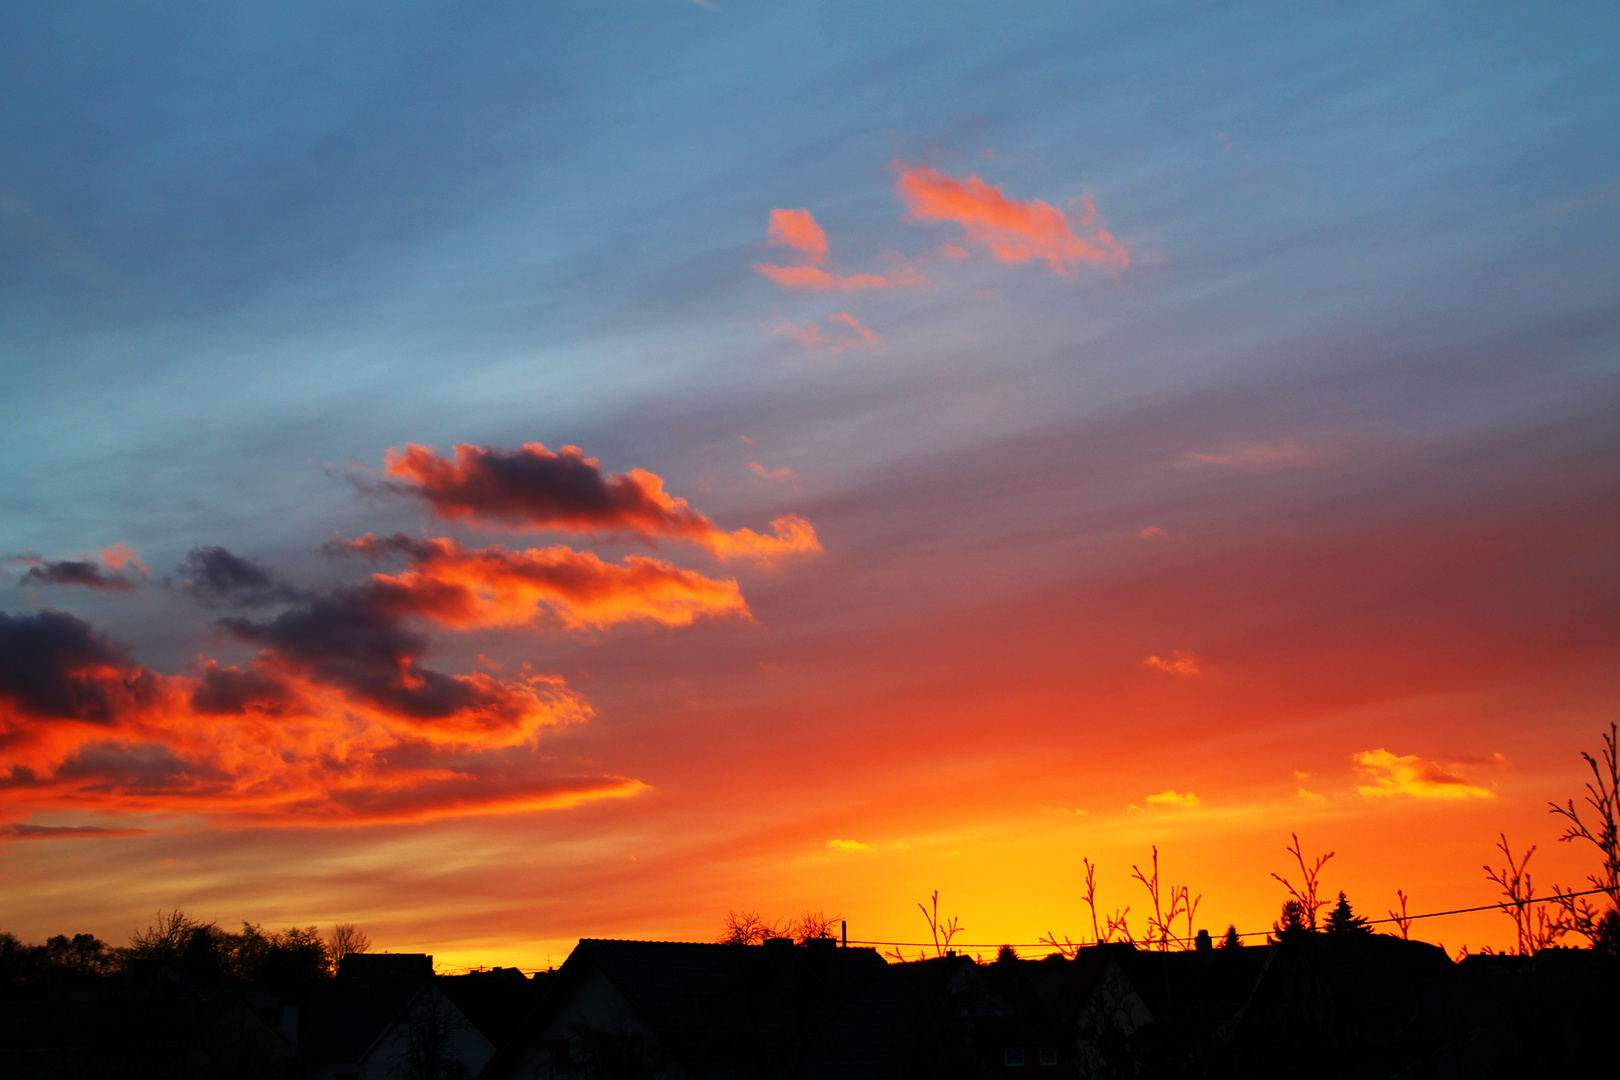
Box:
[1388,890,1413,941]
[1485,834,1564,955]
[1547,722,1620,945]
[1271,833,1335,930]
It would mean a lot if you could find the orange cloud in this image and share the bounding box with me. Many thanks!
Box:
[1137,525,1168,540]
[825,838,873,852]
[752,264,926,291]
[333,534,750,631]
[765,208,828,265]
[753,207,927,291]
[1145,789,1200,808]
[379,442,821,564]
[894,162,1129,273]
[1144,651,1201,676]
[748,463,796,483]
[0,603,641,829]
[771,311,882,353]
[1352,749,1496,800]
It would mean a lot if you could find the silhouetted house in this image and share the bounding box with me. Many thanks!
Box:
[0,984,294,1079]
[303,953,496,1080]
[439,966,553,1051]
[485,937,912,1079]
[887,948,1155,1077]
[1397,947,1620,1078]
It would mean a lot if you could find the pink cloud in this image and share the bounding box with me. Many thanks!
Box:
[770,312,883,353]
[753,207,927,291]
[748,463,796,483]
[1144,651,1202,676]
[766,208,828,265]
[752,263,926,292]
[893,162,1129,274]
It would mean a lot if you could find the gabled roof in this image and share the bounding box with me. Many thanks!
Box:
[299,975,427,1065]
[485,939,905,1080]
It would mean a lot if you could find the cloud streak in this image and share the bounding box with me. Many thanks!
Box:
[8,545,147,591]
[752,207,927,291]
[378,442,821,564]
[1352,749,1496,800]
[1144,651,1201,676]
[893,162,1128,273]
[771,311,882,352]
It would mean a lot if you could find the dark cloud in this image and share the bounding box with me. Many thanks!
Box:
[0,822,146,840]
[18,559,137,591]
[380,441,711,534]
[375,442,820,563]
[178,546,302,607]
[190,661,300,716]
[0,610,158,723]
[220,588,521,721]
[55,742,233,795]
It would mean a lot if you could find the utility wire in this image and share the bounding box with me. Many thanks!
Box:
[844,885,1615,951]
[432,885,1614,972]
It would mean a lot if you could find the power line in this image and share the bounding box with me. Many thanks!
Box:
[845,885,1615,951]
[428,886,1614,971]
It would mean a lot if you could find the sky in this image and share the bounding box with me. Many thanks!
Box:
[2,1,1618,967]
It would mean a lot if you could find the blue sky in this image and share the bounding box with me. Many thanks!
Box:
[2,2,1617,961]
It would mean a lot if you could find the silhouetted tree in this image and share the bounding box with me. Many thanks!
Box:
[1485,833,1563,955]
[1272,899,1308,939]
[995,943,1018,962]
[1131,845,1200,951]
[230,922,329,989]
[328,921,371,970]
[1548,721,1620,948]
[1324,891,1371,934]
[1388,889,1413,940]
[1220,924,1242,949]
[393,990,471,1080]
[720,910,779,945]
[44,933,119,976]
[786,910,842,943]
[1271,833,1334,930]
[917,889,963,955]
[884,890,964,962]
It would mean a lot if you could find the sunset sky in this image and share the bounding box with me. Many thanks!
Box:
[3,3,1618,967]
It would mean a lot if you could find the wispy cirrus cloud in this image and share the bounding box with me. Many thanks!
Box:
[376,442,821,565]
[1144,651,1201,676]
[1145,789,1200,808]
[893,162,1128,273]
[1186,444,1314,467]
[753,264,926,291]
[770,311,882,352]
[1352,749,1496,800]
[748,463,796,483]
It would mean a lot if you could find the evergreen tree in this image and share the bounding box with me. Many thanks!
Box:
[1273,899,1308,938]
[1325,891,1372,934]
[1220,924,1242,949]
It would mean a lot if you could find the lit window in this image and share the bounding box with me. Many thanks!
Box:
[1039,1046,1057,1066]
[1004,1047,1025,1067]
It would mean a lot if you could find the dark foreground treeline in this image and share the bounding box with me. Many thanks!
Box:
[2,920,1617,1079]
[0,911,542,1080]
